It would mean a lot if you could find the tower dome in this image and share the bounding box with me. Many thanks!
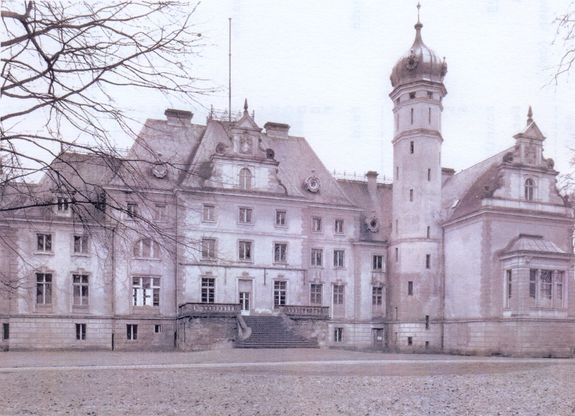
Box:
[390,17,447,88]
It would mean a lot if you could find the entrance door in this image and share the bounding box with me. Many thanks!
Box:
[238,279,252,316]
[372,328,384,350]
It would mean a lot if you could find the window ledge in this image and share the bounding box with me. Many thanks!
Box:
[72,253,90,258]
[132,257,161,262]
[34,251,54,256]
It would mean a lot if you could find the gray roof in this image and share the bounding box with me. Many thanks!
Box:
[503,234,566,255]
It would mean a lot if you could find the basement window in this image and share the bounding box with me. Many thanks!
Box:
[127,324,138,340]
[334,327,343,343]
[407,336,413,346]
[75,323,86,340]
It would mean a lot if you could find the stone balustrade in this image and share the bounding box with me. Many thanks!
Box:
[278,305,330,320]
[178,302,241,318]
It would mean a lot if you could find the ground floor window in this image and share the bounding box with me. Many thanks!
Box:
[132,276,160,307]
[36,272,52,305]
[73,274,89,306]
[334,327,343,343]
[127,324,138,340]
[529,269,565,308]
[154,324,161,333]
[75,323,86,340]
[2,323,8,340]
[407,336,413,346]
[274,281,286,307]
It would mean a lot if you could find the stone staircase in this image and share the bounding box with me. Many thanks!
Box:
[235,315,318,349]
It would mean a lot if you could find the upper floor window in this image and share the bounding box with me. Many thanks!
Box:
[274,281,286,307]
[127,202,138,218]
[505,270,512,308]
[201,238,216,261]
[410,141,414,154]
[334,219,344,234]
[426,254,431,269]
[333,285,344,305]
[427,91,433,99]
[410,108,414,125]
[73,235,89,254]
[238,240,252,262]
[36,272,52,305]
[37,233,52,252]
[202,204,215,222]
[312,216,322,232]
[310,283,322,305]
[153,204,167,221]
[239,207,253,224]
[274,243,287,264]
[524,178,535,201]
[239,168,253,190]
[56,196,71,214]
[275,210,286,227]
[132,276,160,307]
[133,238,160,259]
[311,248,323,267]
[201,277,215,304]
[372,286,383,306]
[73,274,89,306]
[333,249,345,268]
[372,255,384,271]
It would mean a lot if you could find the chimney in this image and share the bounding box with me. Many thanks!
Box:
[165,109,193,126]
[366,171,378,195]
[264,122,290,138]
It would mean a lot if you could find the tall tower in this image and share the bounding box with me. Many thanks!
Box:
[388,6,447,351]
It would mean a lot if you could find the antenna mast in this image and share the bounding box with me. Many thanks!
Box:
[228,17,232,123]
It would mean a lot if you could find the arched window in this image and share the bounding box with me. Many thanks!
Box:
[133,238,160,259]
[524,178,535,201]
[239,168,252,190]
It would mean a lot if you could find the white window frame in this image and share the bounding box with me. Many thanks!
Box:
[73,235,89,255]
[333,284,344,305]
[201,277,215,304]
[239,207,253,224]
[73,274,89,306]
[310,283,322,305]
[238,240,253,262]
[75,323,86,341]
[36,272,52,305]
[275,210,287,227]
[311,248,323,268]
[201,238,216,261]
[133,238,161,259]
[311,216,322,232]
[127,324,138,340]
[36,233,52,253]
[202,204,215,222]
[274,280,287,307]
[333,249,345,269]
[372,255,384,271]
[153,204,167,221]
[132,276,160,307]
[334,219,344,234]
[239,167,253,190]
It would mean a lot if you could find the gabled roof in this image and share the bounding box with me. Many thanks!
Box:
[513,121,545,141]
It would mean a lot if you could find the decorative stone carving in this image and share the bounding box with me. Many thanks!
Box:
[405,49,419,70]
[365,215,379,233]
[152,162,168,179]
[304,174,321,193]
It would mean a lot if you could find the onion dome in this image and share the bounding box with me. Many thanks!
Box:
[390,15,447,88]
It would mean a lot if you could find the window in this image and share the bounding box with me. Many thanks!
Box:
[239,136,252,154]
[36,273,52,305]
[56,196,70,213]
[426,226,431,239]
[408,281,413,296]
[312,216,322,232]
[201,277,215,303]
[395,247,399,262]
[410,108,414,125]
[36,233,52,252]
[334,327,343,343]
[238,240,252,261]
[153,204,167,221]
[154,324,162,333]
[425,315,430,330]
[409,92,416,99]
[556,272,564,303]
[2,323,8,340]
[334,219,344,234]
[426,254,431,269]
[524,178,535,201]
[274,243,287,263]
[529,269,537,299]
[410,141,414,154]
[427,168,431,181]
[132,277,160,307]
[395,219,398,234]
[201,238,216,260]
[75,323,86,340]
[506,270,512,308]
[529,269,565,308]
[310,283,322,305]
[333,285,344,305]
[540,270,552,300]
[274,281,287,307]
[372,287,383,306]
[73,274,89,306]
[202,204,215,222]
[239,168,252,190]
[396,166,399,180]
[239,207,253,224]
[133,238,160,259]
[427,91,433,99]
[409,189,414,202]
[373,255,384,271]
[73,235,89,254]
[127,202,138,218]
[428,107,431,124]
[333,250,345,268]
[407,336,413,346]
[127,324,138,340]
[311,248,323,267]
[275,210,286,226]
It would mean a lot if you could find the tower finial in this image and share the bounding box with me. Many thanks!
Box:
[527,106,533,124]
[417,2,421,24]
[244,98,248,113]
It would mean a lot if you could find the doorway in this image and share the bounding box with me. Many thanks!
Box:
[372,328,384,350]
[238,279,252,316]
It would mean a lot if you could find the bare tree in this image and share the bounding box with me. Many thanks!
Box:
[554,1,575,83]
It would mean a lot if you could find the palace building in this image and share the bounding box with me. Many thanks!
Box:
[1,14,573,356]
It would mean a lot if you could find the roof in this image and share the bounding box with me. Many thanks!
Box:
[503,234,566,255]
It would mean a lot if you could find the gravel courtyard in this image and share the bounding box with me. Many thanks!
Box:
[0,349,574,416]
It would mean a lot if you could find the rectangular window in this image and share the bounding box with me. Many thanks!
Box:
[132,277,160,307]
[426,254,431,269]
[334,219,344,234]
[556,271,564,304]
[396,166,399,180]
[2,323,8,340]
[408,281,413,296]
[506,270,512,308]
[310,283,323,305]
[427,168,431,181]
[202,204,215,222]
[410,108,414,124]
[57,196,70,212]
[409,189,414,202]
[334,327,343,343]
[153,204,167,221]
[372,286,383,306]
[428,107,432,124]
[238,240,252,261]
[311,248,323,267]
[410,141,414,154]
[127,202,138,218]
[36,273,52,305]
[36,233,52,252]
[201,238,216,260]
[540,270,553,299]
[529,269,537,299]
[427,91,433,99]
[75,323,86,340]
[127,324,138,341]
[407,336,413,346]
[201,277,215,304]
[425,315,430,330]
[274,243,287,263]
[239,207,253,224]
[395,247,399,262]
[312,216,322,232]
[73,235,89,254]
[274,281,286,307]
[426,226,431,239]
[154,324,162,333]
[409,92,416,99]
[372,255,384,271]
[275,210,286,226]
[395,219,399,234]
[333,285,344,305]
[333,250,345,268]
[73,274,89,306]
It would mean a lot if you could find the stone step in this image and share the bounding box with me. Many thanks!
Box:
[235,315,318,349]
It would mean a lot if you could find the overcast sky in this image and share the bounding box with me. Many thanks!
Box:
[128,0,574,179]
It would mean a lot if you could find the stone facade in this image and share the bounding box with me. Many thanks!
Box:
[0,16,573,356]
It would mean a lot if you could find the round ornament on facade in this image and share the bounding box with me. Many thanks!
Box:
[365,215,379,233]
[304,175,321,193]
[152,163,168,179]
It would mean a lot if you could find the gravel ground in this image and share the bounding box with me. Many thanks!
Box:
[0,350,574,416]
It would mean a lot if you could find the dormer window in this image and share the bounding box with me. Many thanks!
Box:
[239,168,252,190]
[524,178,535,201]
[55,195,71,216]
